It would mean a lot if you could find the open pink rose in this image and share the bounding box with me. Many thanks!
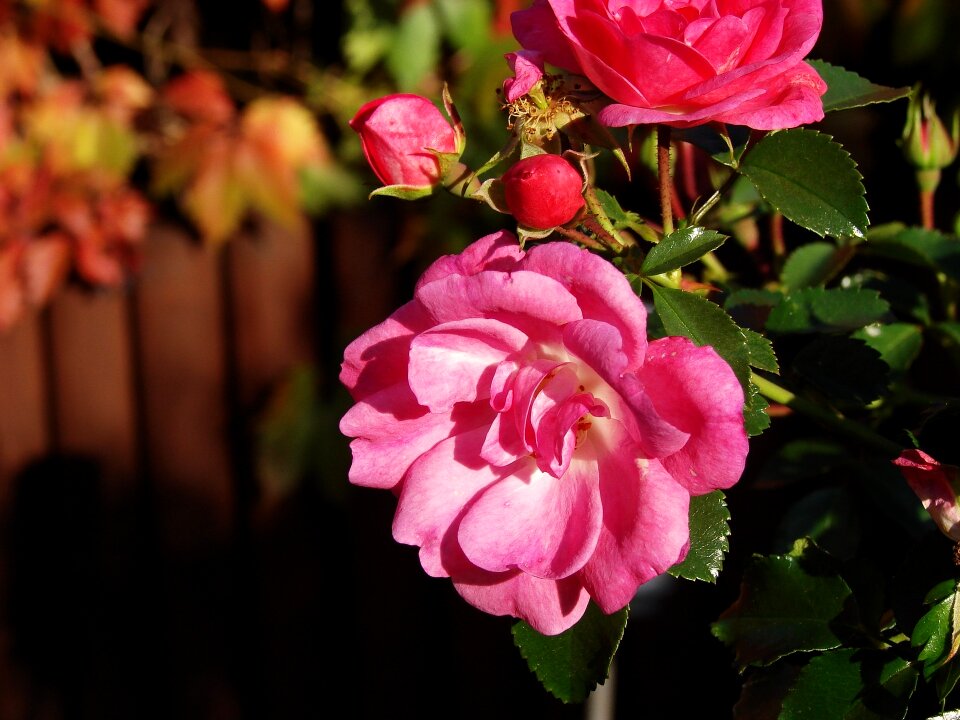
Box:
[511,0,827,130]
[349,94,459,189]
[340,232,748,634]
[893,449,960,542]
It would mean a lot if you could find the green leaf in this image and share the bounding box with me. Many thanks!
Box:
[773,487,861,561]
[780,648,917,720]
[765,288,890,334]
[744,328,779,374]
[669,490,730,582]
[738,129,868,240]
[864,227,960,282]
[435,0,491,54]
[791,335,889,405]
[712,539,858,668]
[744,382,772,437]
[810,59,913,113]
[641,226,728,276]
[781,242,846,291]
[512,603,628,704]
[649,284,751,389]
[592,188,645,232]
[912,580,960,681]
[851,323,923,376]
[386,2,441,91]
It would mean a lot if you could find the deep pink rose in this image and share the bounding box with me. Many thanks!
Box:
[511,0,827,130]
[349,94,459,188]
[893,449,960,542]
[502,154,586,229]
[339,232,748,634]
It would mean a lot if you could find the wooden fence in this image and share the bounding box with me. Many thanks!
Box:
[0,213,596,720]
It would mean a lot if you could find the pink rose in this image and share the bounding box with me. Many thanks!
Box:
[502,50,545,102]
[511,0,827,130]
[501,154,585,229]
[340,231,748,634]
[893,449,960,542]
[349,94,459,189]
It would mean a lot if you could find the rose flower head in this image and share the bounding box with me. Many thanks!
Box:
[502,153,586,229]
[894,449,960,542]
[350,93,464,200]
[339,231,748,634]
[511,0,827,130]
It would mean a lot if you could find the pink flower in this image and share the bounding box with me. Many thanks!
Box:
[349,94,459,189]
[340,232,748,634]
[893,449,960,542]
[511,0,827,130]
[502,50,545,102]
[501,154,585,229]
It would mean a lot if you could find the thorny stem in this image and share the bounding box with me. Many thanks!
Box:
[553,225,607,251]
[751,374,903,458]
[657,125,674,236]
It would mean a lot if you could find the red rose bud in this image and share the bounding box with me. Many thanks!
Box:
[350,94,461,196]
[501,154,585,229]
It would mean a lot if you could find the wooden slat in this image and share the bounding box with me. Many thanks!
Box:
[48,286,137,491]
[0,312,49,504]
[227,221,315,409]
[134,224,233,549]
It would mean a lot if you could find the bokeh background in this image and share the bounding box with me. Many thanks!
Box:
[0,1,958,718]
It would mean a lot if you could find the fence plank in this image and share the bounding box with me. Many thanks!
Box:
[0,313,49,504]
[48,287,137,491]
[134,224,233,548]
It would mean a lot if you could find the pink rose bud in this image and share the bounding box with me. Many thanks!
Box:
[501,154,585,229]
[349,93,459,189]
[893,449,960,542]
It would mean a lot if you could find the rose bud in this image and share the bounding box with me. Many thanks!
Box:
[893,449,960,542]
[501,154,585,229]
[350,93,463,199]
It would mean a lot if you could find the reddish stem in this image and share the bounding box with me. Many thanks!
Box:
[657,125,674,236]
[921,189,935,230]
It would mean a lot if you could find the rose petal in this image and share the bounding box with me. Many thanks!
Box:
[416,230,524,290]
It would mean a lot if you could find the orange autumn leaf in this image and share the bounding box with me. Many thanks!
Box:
[163,70,235,126]
[93,0,152,38]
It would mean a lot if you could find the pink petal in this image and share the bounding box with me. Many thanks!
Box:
[458,455,602,579]
[339,300,431,401]
[453,556,591,635]
[416,230,524,290]
[615,373,691,457]
[503,50,545,102]
[690,15,752,73]
[522,242,648,367]
[579,429,690,614]
[893,449,960,541]
[340,384,493,489]
[393,427,509,576]
[414,269,582,334]
[511,0,585,74]
[408,318,532,412]
[638,336,747,493]
[599,86,765,128]
[713,61,825,129]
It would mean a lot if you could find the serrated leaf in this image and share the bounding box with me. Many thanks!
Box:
[738,129,868,239]
[864,227,960,282]
[766,288,890,334]
[712,539,858,668]
[744,329,779,373]
[386,2,441,91]
[912,581,960,681]
[512,603,627,704]
[780,648,917,720]
[851,323,923,375]
[791,335,889,405]
[811,59,913,113]
[782,242,845,291]
[669,490,730,582]
[744,382,771,437]
[592,188,643,231]
[641,226,727,276]
[650,284,751,389]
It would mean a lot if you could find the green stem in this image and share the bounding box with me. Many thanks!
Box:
[657,125,674,236]
[751,374,903,458]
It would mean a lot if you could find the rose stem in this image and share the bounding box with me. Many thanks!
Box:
[657,125,674,236]
[920,188,935,229]
[752,374,902,457]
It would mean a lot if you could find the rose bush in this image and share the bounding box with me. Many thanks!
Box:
[349,93,460,192]
[339,231,748,634]
[501,153,585,229]
[511,0,827,130]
